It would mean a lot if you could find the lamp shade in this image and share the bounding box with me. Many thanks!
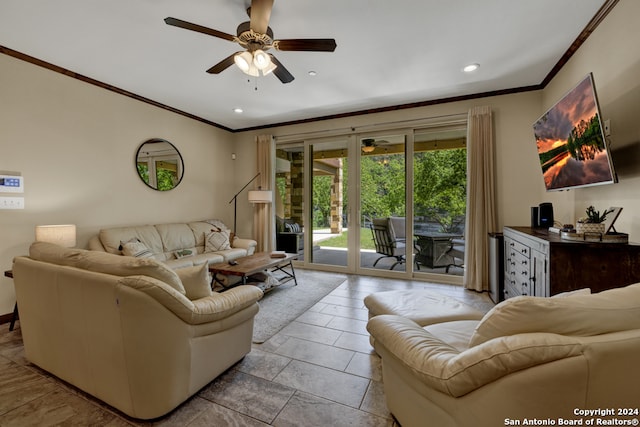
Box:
[35,224,77,247]
[234,51,253,72]
[248,190,273,203]
[253,49,271,70]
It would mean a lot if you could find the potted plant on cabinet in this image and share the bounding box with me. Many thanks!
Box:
[576,206,612,235]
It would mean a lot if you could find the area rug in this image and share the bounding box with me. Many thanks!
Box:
[252,269,347,343]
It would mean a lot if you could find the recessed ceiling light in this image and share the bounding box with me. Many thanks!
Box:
[233,107,243,113]
[308,71,317,76]
[463,63,480,73]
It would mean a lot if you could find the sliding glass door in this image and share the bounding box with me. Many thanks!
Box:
[412,126,467,282]
[308,137,351,268]
[275,119,467,283]
[358,134,408,274]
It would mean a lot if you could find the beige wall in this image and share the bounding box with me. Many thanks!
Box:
[0,53,244,314]
[542,0,640,238]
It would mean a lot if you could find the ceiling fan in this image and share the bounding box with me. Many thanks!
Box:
[164,0,337,84]
[361,138,377,153]
[361,138,391,153]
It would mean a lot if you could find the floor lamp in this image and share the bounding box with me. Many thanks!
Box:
[229,173,272,236]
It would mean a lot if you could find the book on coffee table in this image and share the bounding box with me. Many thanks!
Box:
[270,251,286,258]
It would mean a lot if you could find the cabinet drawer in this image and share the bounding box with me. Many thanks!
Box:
[505,238,530,259]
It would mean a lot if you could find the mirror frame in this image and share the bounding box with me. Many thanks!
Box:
[135,138,184,191]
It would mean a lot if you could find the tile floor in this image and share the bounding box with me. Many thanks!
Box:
[0,271,494,426]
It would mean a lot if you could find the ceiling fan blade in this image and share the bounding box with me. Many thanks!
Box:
[164,17,235,42]
[250,0,273,34]
[270,56,294,84]
[275,38,337,52]
[206,53,238,74]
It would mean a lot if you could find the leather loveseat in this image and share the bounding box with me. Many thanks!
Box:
[367,284,640,427]
[12,241,264,419]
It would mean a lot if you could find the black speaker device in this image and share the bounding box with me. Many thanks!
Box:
[538,202,554,228]
[530,207,539,228]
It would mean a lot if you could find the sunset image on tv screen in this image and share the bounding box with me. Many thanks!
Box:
[533,74,613,191]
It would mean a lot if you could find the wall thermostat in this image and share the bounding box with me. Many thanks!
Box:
[0,175,24,193]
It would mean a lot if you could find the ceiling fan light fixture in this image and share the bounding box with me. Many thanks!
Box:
[361,138,376,153]
[261,60,277,76]
[253,49,271,70]
[234,51,253,72]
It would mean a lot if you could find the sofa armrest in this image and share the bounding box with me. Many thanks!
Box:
[88,235,106,251]
[191,285,263,322]
[367,315,583,397]
[232,237,257,255]
[118,276,263,325]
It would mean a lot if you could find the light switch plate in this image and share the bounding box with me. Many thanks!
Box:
[0,196,25,209]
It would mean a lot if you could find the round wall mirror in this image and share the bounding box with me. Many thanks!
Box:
[135,138,184,191]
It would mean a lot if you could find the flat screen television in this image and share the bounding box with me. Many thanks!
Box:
[533,73,617,191]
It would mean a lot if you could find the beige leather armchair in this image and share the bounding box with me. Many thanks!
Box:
[13,242,263,420]
[367,284,640,427]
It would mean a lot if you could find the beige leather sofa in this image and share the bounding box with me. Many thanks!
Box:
[88,219,256,269]
[367,284,640,427]
[12,242,264,420]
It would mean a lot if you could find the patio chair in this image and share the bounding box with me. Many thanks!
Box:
[445,238,465,273]
[370,218,407,270]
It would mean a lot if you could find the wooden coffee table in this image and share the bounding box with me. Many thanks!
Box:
[209,252,299,290]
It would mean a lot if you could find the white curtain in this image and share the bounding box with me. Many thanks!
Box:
[255,135,275,252]
[464,106,497,292]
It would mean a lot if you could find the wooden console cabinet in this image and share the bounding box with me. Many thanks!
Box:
[503,226,640,298]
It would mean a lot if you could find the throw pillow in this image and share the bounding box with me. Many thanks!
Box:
[175,263,212,300]
[174,247,197,259]
[285,222,301,233]
[205,228,231,252]
[120,238,154,258]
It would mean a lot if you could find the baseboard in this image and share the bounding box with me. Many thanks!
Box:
[0,312,14,325]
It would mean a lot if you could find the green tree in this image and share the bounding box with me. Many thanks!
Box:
[414,148,466,232]
[360,155,406,219]
[312,175,332,227]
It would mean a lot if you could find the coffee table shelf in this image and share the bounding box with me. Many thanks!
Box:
[209,252,299,291]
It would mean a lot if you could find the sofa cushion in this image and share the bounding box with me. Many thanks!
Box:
[284,222,301,233]
[424,320,478,352]
[189,221,216,247]
[99,225,164,257]
[205,229,231,252]
[29,242,186,295]
[121,239,154,258]
[155,223,197,253]
[174,247,197,259]
[175,264,212,300]
[470,283,640,346]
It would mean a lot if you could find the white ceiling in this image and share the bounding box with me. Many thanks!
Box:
[0,0,609,131]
